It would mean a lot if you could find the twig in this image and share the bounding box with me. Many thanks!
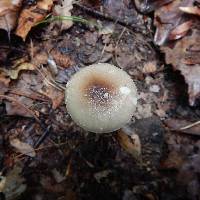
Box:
[179,120,200,130]
[9,90,48,102]
[73,2,143,32]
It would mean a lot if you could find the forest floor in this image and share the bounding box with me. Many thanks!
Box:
[0,1,200,200]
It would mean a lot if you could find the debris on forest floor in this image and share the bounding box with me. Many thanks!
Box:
[1,165,27,200]
[151,0,200,105]
[0,0,200,200]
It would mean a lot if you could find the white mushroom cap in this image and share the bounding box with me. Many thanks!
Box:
[65,63,138,133]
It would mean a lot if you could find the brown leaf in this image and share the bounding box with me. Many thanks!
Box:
[50,49,74,68]
[0,0,22,31]
[161,29,200,105]
[5,72,43,118]
[10,138,36,157]
[15,0,53,40]
[5,100,31,117]
[179,6,200,16]
[169,20,193,40]
[154,0,196,45]
[117,129,141,160]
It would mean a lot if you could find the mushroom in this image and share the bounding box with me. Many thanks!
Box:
[65,63,138,133]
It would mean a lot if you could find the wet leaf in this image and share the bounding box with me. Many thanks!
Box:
[10,138,36,157]
[15,0,53,40]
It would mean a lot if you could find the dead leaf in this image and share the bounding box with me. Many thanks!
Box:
[10,138,36,157]
[4,62,35,79]
[154,0,195,45]
[4,72,43,118]
[50,49,74,68]
[161,29,200,105]
[117,129,141,160]
[15,0,53,40]
[0,0,22,32]
[179,6,200,16]
[5,99,35,117]
[169,20,193,40]
[53,0,73,30]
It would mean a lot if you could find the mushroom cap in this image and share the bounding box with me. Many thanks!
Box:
[65,63,138,133]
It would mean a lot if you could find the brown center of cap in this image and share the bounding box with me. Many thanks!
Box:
[82,75,116,106]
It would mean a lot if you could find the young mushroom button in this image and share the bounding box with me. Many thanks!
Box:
[65,63,138,133]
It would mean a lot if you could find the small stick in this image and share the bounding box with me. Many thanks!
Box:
[73,2,143,32]
[179,120,200,130]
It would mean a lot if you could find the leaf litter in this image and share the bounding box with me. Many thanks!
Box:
[0,0,200,199]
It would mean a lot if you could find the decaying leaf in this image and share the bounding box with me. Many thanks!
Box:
[15,0,53,40]
[0,0,22,32]
[53,0,73,30]
[2,165,27,200]
[10,138,36,157]
[4,62,35,79]
[154,0,195,45]
[161,29,200,105]
[179,6,200,16]
[4,72,44,118]
[117,129,141,160]
[169,20,193,40]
